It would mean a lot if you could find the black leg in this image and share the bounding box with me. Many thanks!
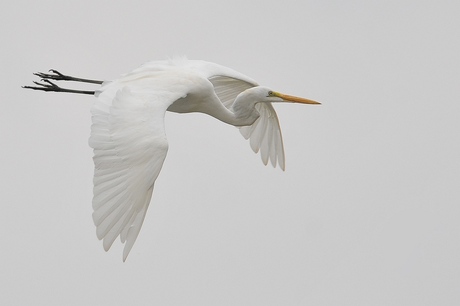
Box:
[34,69,103,84]
[23,79,95,95]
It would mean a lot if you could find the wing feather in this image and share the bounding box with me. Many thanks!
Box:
[209,76,255,109]
[90,78,185,261]
[239,103,286,170]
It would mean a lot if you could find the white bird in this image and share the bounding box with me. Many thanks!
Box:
[24,58,321,261]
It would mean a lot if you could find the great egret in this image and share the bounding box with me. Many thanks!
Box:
[24,58,321,261]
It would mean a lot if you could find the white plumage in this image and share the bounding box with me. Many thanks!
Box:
[28,58,321,261]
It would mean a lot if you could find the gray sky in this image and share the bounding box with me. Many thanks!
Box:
[1,0,459,305]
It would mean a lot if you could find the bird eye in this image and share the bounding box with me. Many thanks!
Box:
[268,91,273,96]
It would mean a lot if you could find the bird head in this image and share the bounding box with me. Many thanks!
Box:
[251,86,321,105]
[232,86,321,126]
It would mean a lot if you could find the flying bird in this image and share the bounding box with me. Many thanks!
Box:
[24,58,321,261]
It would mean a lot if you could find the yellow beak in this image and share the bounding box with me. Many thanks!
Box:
[275,92,321,105]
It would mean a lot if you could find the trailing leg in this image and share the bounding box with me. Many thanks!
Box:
[23,79,95,95]
[34,70,103,84]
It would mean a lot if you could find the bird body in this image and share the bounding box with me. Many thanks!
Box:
[97,60,259,124]
[25,58,320,261]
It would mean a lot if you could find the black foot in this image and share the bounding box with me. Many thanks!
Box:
[23,79,95,95]
[34,70,103,84]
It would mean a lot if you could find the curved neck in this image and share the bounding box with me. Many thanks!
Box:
[229,90,260,126]
[202,92,260,127]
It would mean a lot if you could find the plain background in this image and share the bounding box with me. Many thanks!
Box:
[1,1,459,305]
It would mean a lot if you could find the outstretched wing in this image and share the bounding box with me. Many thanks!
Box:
[89,78,186,261]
